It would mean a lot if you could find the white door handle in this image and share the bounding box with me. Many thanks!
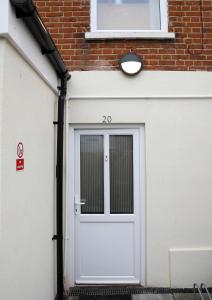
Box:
[74,195,86,205]
[75,201,85,205]
[74,195,86,215]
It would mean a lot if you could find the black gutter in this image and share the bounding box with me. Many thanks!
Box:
[10,0,70,80]
[10,1,70,300]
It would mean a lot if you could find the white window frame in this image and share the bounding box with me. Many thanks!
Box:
[91,0,168,32]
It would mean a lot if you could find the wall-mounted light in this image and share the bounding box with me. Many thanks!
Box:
[119,53,144,76]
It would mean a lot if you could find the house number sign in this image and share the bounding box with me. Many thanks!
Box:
[102,115,112,123]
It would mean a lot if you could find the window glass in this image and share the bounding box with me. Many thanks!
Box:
[99,0,148,2]
[80,135,104,214]
[97,0,161,30]
[110,135,134,214]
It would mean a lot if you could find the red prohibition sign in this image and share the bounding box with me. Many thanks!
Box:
[17,142,24,158]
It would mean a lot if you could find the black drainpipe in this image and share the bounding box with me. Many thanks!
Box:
[55,76,68,300]
[10,1,70,299]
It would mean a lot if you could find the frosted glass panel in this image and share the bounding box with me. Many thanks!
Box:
[80,135,104,214]
[97,0,161,30]
[110,135,133,214]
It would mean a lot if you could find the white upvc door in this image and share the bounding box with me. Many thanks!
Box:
[74,129,142,284]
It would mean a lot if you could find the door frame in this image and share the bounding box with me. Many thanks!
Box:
[67,125,146,286]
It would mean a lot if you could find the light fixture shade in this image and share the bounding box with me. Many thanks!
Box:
[119,53,143,76]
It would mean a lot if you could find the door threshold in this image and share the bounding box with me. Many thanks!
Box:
[69,286,196,297]
[75,284,142,287]
[70,285,142,297]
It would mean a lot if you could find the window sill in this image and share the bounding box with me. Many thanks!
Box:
[85,31,175,40]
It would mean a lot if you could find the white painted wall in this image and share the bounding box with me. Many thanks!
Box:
[0,0,58,92]
[66,71,212,288]
[69,71,211,99]
[0,0,9,35]
[0,39,57,300]
[0,39,5,240]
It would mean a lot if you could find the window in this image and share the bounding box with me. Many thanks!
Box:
[91,0,168,32]
[79,133,134,214]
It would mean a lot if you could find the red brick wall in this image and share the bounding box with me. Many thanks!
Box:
[34,0,212,71]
